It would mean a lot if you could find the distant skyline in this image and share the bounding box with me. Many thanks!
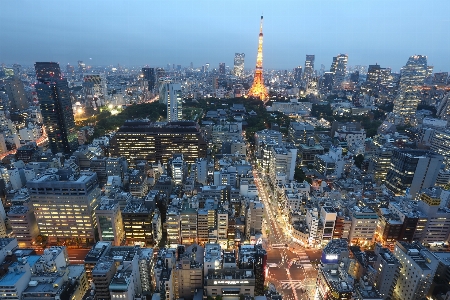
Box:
[1,0,450,72]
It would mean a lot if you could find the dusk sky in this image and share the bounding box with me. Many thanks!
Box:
[1,0,449,72]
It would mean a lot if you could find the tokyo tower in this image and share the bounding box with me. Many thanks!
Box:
[248,16,269,101]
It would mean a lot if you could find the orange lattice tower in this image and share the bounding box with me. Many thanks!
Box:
[248,16,269,101]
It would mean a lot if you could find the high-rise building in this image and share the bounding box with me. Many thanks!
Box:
[393,55,428,122]
[34,62,78,155]
[142,67,156,91]
[366,64,381,86]
[385,149,444,197]
[370,244,400,299]
[233,53,245,78]
[35,62,62,82]
[95,200,125,246]
[110,120,207,165]
[159,83,182,121]
[330,54,348,89]
[77,60,86,73]
[303,55,315,81]
[122,198,154,246]
[293,66,302,85]
[28,171,100,245]
[433,72,448,85]
[248,16,269,100]
[219,62,226,75]
[4,77,29,111]
[430,129,450,169]
[393,241,439,300]
[437,93,450,121]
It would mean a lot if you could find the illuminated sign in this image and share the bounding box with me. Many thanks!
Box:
[325,254,338,260]
[214,280,250,285]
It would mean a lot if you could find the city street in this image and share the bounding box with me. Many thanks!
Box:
[253,168,319,299]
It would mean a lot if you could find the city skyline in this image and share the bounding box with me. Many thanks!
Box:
[1,0,450,72]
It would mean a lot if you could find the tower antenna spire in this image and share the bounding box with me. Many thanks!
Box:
[248,16,269,101]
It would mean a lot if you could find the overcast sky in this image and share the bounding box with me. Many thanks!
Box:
[1,0,449,72]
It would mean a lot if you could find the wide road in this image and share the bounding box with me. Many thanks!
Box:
[253,167,319,300]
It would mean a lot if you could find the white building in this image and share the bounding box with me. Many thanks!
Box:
[393,241,439,300]
[306,208,319,247]
[160,83,182,121]
[268,146,297,186]
[348,206,378,246]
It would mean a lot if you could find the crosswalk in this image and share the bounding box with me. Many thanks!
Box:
[279,280,306,290]
[279,280,316,290]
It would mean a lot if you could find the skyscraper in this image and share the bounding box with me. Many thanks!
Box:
[233,53,245,78]
[142,67,156,91]
[4,77,29,111]
[219,63,226,75]
[160,83,182,121]
[35,62,62,82]
[393,55,428,122]
[35,62,78,155]
[330,54,348,89]
[303,55,315,81]
[293,66,302,85]
[385,149,443,198]
[248,16,269,100]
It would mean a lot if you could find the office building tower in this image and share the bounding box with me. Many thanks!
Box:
[246,199,264,238]
[122,198,154,246]
[4,77,29,111]
[7,205,39,247]
[433,72,448,85]
[430,129,450,169]
[142,67,156,91]
[288,121,314,146]
[393,55,428,122]
[66,64,74,75]
[370,244,400,299]
[219,63,226,75]
[233,53,245,78]
[385,149,444,198]
[110,120,207,165]
[393,241,439,300]
[180,200,197,245]
[35,62,62,82]
[350,70,359,85]
[28,171,100,245]
[160,83,182,121]
[77,60,86,73]
[34,62,78,155]
[330,54,348,89]
[368,146,394,184]
[399,55,428,89]
[321,72,334,92]
[248,16,269,100]
[348,206,378,246]
[416,189,450,244]
[304,54,315,81]
[293,66,302,85]
[366,64,381,86]
[95,200,125,246]
[437,93,450,121]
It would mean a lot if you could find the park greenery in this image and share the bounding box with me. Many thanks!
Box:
[76,102,167,139]
[184,97,291,142]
